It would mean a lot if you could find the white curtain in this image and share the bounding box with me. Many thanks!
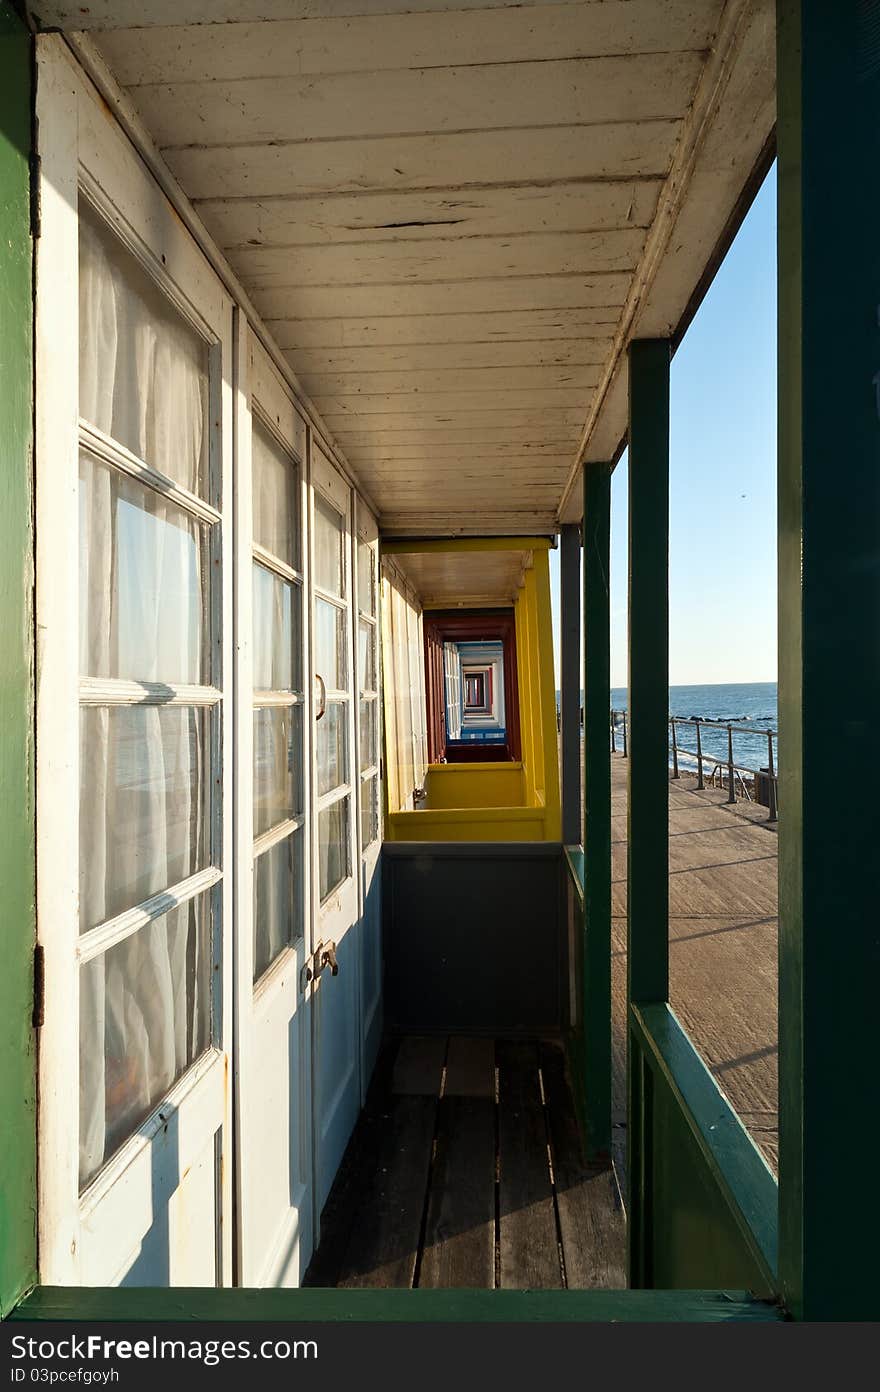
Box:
[252,419,296,566]
[78,204,209,1184]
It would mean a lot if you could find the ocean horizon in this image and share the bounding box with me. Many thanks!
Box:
[557,680,778,773]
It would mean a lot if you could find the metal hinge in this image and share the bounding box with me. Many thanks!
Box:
[32,944,44,1029]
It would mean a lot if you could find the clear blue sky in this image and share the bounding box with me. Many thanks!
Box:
[551,164,777,689]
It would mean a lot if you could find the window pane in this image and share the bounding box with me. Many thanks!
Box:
[253,829,303,982]
[314,597,346,691]
[252,416,298,569]
[361,775,379,851]
[358,538,375,616]
[253,563,301,692]
[79,893,211,1187]
[358,618,376,692]
[79,200,209,496]
[319,797,350,901]
[79,705,210,931]
[253,705,302,837]
[314,493,344,596]
[317,702,348,797]
[79,452,207,686]
[360,697,377,774]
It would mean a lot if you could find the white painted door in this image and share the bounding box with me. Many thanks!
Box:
[35,39,233,1286]
[354,506,383,1090]
[234,324,314,1285]
[310,446,361,1212]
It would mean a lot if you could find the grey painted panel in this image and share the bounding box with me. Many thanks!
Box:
[382,843,566,1035]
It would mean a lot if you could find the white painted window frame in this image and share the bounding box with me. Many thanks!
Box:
[35,37,234,1286]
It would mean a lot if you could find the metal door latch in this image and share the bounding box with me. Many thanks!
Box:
[304,941,339,989]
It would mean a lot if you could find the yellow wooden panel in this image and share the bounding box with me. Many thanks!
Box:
[423,762,525,811]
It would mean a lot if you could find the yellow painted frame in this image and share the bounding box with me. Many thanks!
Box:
[382,544,560,842]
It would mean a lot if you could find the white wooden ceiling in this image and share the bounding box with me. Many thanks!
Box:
[387,547,534,608]
[32,0,775,536]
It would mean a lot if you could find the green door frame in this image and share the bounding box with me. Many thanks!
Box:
[0,0,37,1319]
[777,0,880,1322]
[7,0,879,1322]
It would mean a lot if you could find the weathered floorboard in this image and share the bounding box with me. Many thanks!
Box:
[392,1034,446,1096]
[496,1041,562,1289]
[444,1036,496,1099]
[539,1042,626,1290]
[419,1097,495,1289]
[337,1095,437,1289]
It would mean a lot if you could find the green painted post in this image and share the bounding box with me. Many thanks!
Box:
[0,1,36,1317]
[627,340,670,1008]
[582,463,612,1162]
[626,339,670,1286]
[777,0,880,1322]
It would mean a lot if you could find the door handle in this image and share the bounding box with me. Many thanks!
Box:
[320,943,339,976]
[315,672,326,722]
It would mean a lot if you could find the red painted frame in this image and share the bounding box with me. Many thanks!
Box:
[423,610,521,764]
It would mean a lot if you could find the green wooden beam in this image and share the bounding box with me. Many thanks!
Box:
[12,1286,783,1323]
[777,0,880,1322]
[582,463,612,1161]
[626,338,670,1286]
[0,0,36,1319]
[626,341,670,1007]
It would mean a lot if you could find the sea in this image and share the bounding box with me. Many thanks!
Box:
[561,681,779,775]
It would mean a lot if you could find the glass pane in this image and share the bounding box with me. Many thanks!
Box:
[80,705,210,931]
[79,452,207,685]
[358,538,375,616]
[252,416,298,569]
[253,563,301,692]
[79,200,209,496]
[253,829,303,982]
[360,775,379,851]
[79,893,211,1187]
[314,493,344,597]
[253,705,302,837]
[360,697,377,774]
[317,702,348,797]
[319,797,350,901]
[358,618,376,692]
[314,597,346,691]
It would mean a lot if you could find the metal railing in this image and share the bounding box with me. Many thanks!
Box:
[610,710,778,822]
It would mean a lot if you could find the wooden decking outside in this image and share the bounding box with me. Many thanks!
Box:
[610,751,779,1182]
[305,1035,626,1291]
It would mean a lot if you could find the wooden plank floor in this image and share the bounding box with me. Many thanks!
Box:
[610,754,779,1186]
[304,1036,626,1290]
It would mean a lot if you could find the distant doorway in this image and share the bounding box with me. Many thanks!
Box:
[424,611,521,764]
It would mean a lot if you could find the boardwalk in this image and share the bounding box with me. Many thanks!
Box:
[306,1035,625,1290]
[610,752,779,1180]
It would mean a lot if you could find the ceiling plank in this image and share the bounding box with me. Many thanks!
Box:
[283,339,611,373]
[268,308,620,349]
[315,388,589,416]
[32,0,722,28]
[235,229,647,289]
[197,180,661,250]
[92,4,722,84]
[127,53,705,149]
[165,122,683,200]
[300,364,600,396]
[250,275,630,319]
